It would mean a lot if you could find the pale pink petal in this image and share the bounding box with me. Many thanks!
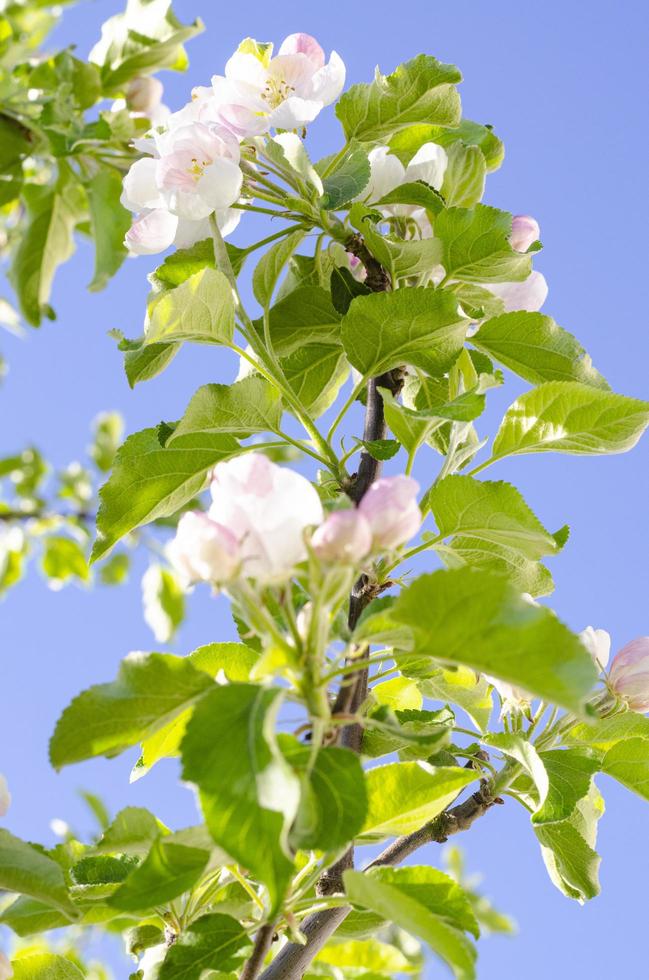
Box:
[510,215,540,253]
[121,157,164,211]
[269,96,322,130]
[308,50,346,105]
[486,271,548,313]
[362,146,406,202]
[125,209,178,255]
[197,157,243,211]
[126,76,164,114]
[173,216,211,249]
[311,511,372,563]
[359,476,422,550]
[278,33,325,70]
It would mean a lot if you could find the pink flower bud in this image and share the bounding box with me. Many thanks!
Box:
[126,76,164,114]
[311,510,373,563]
[510,215,540,253]
[358,476,422,550]
[0,774,10,817]
[167,511,240,585]
[0,952,12,980]
[609,637,649,712]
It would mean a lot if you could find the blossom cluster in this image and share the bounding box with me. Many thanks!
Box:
[121,33,345,254]
[167,453,421,587]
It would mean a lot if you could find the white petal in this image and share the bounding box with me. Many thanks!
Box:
[197,158,243,211]
[121,157,163,212]
[278,33,325,70]
[363,146,406,202]
[486,271,549,312]
[125,209,178,255]
[173,216,211,249]
[309,50,346,106]
[269,96,322,130]
[405,142,448,191]
[214,207,242,238]
[225,51,268,91]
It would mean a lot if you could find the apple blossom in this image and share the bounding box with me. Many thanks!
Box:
[209,34,346,135]
[358,475,422,550]
[0,774,10,817]
[489,677,532,715]
[510,214,540,253]
[485,270,549,313]
[609,637,649,712]
[121,121,243,255]
[311,510,373,563]
[125,76,170,126]
[209,454,324,582]
[167,511,240,586]
[579,625,611,671]
[0,952,12,980]
[358,143,447,234]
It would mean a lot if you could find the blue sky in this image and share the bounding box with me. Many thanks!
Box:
[1,0,648,976]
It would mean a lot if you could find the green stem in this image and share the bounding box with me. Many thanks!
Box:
[327,378,366,444]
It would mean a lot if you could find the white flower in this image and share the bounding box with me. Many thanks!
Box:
[0,774,10,817]
[209,33,346,134]
[209,454,324,582]
[121,121,243,255]
[485,270,549,313]
[358,143,447,236]
[124,76,170,126]
[167,512,240,586]
[579,626,611,671]
[358,476,422,550]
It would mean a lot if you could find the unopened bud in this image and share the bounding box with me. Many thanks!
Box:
[609,637,649,713]
[167,511,240,585]
[579,626,611,671]
[311,510,372,563]
[126,76,164,114]
[359,475,422,550]
[510,215,540,253]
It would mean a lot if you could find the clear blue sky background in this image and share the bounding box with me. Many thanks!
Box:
[1,1,648,976]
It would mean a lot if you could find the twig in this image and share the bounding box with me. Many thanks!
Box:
[241,923,277,980]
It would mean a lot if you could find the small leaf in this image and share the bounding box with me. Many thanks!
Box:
[0,830,77,917]
[86,168,130,291]
[441,142,486,208]
[11,954,85,980]
[252,228,306,308]
[319,142,371,209]
[330,265,372,315]
[360,438,401,461]
[109,838,209,912]
[157,913,251,978]
[170,376,283,441]
[145,268,234,346]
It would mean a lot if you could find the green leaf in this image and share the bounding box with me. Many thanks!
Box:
[0,898,71,938]
[491,382,649,460]
[330,265,372,316]
[40,536,89,587]
[150,238,247,289]
[392,568,598,712]
[96,806,165,855]
[363,706,453,761]
[50,651,214,768]
[434,205,532,283]
[157,913,251,978]
[473,312,609,388]
[316,938,412,973]
[336,55,462,142]
[566,712,649,752]
[533,748,601,824]
[344,868,476,980]
[86,168,130,291]
[71,854,135,885]
[361,762,477,839]
[381,386,485,457]
[109,838,209,912]
[599,737,649,802]
[280,343,349,418]
[483,733,549,808]
[283,741,368,852]
[91,427,240,561]
[435,537,555,598]
[418,667,493,732]
[441,143,486,208]
[319,142,371,209]
[252,286,342,356]
[9,173,85,325]
[252,229,306,308]
[170,377,283,442]
[89,0,203,92]
[142,564,185,643]
[0,830,77,917]
[376,180,445,216]
[360,438,401,461]
[389,119,504,172]
[121,338,180,388]
[349,203,443,280]
[144,268,234,346]
[11,954,85,980]
[181,684,300,914]
[341,287,467,380]
[534,782,604,902]
[99,552,130,585]
[428,476,562,561]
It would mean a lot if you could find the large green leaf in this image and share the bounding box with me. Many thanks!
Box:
[534,782,604,902]
[599,737,649,802]
[109,838,209,912]
[336,55,462,142]
[89,0,203,92]
[252,286,342,355]
[566,712,649,752]
[392,568,598,712]
[170,377,283,441]
[281,343,349,418]
[441,142,486,208]
[91,427,240,561]
[181,684,300,914]
[473,312,609,388]
[144,268,234,346]
[389,119,504,173]
[344,868,476,980]
[319,141,371,209]
[157,913,251,978]
[316,937,412,973]
[283,741,368,852]
[491,382,649,460]
[341,287,467,380]
[86,168,130,292]
[428,475,562,560]
[50,652,214,767]
[483,733,549,809]
[434,205,532,283]
[534,748,601,824]
[11,954,85,980]
[361,762,478,839]
[435,536,555,598]
[0,831,77,917]
[9,174,85,325]
[418,667,493,732]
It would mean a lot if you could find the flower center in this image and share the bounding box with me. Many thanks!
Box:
[261,76,295,110]
[189,157,210,180]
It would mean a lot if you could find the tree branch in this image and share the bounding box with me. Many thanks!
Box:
[241,923,277,980]
[260,782,505,979]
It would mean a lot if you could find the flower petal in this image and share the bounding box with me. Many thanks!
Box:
[121,157,164,212]
[405,142,448,191]
[197,157,243,211]
[269,96,322,130]
[278,33,325,70]
[125,209,178,255]
[309,50,346,105]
